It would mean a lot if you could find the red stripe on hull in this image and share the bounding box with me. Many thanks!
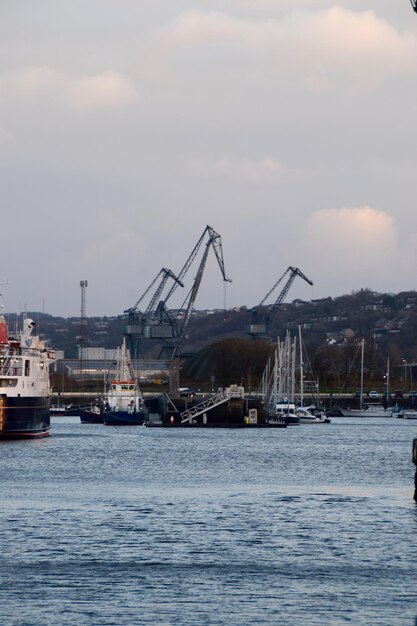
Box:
[0,429,50,440]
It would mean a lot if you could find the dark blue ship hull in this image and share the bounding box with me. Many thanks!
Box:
[79,409,104,424]
[103,410,148,426]
[0,395,50,439]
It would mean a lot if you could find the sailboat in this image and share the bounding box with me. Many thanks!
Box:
[342,341,390,417]
[80,339,148,425]
[296,327,330,423]
[259,332,299,425]
[260,330,330,425]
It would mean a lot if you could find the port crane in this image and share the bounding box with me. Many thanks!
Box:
[126,225,231,358]
[125,268,183,357]
[246,266,313,338]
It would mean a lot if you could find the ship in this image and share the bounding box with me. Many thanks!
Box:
[79,338,148,426]
[0,315,54,439]
[79,400,104,424]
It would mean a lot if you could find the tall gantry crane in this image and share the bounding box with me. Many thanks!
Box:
[126,225,231,358]
[125,268,183,357]
[167,225,231,345]
[246,266,313,338]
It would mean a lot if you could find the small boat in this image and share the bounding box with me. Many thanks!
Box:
[50,404,66,416]
[403,411,417,420]
[50,403,79,417]
[270,402,300,426]
[296,405,331,424]
[0,315,54,439]
[79,401,104,424]
[342,404,390,418]
[392,404,417,419]
[80,339,148,426]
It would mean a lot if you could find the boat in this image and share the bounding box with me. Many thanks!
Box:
[79,401,104,424]
[340,342,390,417]
[342,404,391,418]
[273,401,300,426]
[392,404,417,419]
[80,339,148,426]
[0,315,54,439]
[259,333,300,425]
[50,403,79,417]
[403,411,417,420]
[296,327,330,423]
[295,405,331,424]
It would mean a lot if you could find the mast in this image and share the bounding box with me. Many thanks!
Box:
[291,334,296,403]
[298,325,303,407]
[272,345,278,414]
[360,338,365,411]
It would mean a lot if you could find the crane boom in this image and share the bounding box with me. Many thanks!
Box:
[125,268,183,355]
[179,241,212,337]
[145,269,183,319]
[271,266,313,311]
[164,225,231,303]
[126,225,231,359]
[247,266,313,338]
[411,0,417,12]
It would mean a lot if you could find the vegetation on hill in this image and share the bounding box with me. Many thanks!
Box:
[7,288,417,391]
[181,338,273,390]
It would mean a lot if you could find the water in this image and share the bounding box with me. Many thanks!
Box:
[1,417,417,625]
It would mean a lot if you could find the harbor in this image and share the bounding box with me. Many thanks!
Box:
[1,413,416,626]
[2,2,417,624]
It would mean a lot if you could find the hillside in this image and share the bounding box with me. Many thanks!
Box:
[6,288,417,390]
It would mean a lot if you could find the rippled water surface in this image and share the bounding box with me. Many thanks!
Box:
[1,416,417,625]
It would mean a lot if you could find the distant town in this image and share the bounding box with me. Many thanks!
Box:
[5,288,417,393]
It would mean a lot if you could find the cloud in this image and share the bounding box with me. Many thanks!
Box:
[155,8,417,91]
[303,206,400,293]
[0,66,138,111]
[306,206,396,251]
[68,71,138,111]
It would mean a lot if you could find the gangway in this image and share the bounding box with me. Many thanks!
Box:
[180,390,230,424]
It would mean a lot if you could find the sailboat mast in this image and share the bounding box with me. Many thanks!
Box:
[298,325,303,407]
[291,335,296,403]
[360,338,365,410]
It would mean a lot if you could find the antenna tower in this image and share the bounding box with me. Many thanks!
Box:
[79,280,88,375]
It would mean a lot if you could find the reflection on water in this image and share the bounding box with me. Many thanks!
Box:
[1,416,416,625]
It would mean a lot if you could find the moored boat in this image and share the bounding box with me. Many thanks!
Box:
[79,402,104,424]
[269,401,300,426]
[296,405,331,424]
[79,338,148,426]
[342,404,390,418]
[50,403,79,417]
[0,315,54,439]
[403,411,417,420]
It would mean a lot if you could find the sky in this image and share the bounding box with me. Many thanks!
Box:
[1,1,417,317]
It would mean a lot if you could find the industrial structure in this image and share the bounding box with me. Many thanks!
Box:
[125,225,231,359]
[78,280,89,373]
[246,266,313,338]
